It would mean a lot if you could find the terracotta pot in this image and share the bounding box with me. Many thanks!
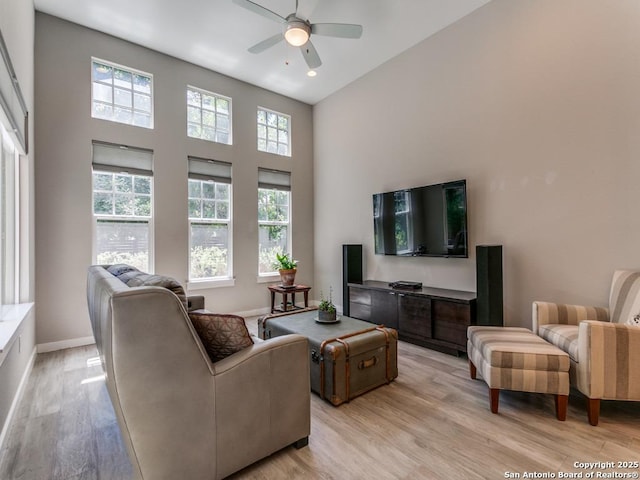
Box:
[279,268,297,286]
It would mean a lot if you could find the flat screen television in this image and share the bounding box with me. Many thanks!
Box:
[373,179,468,258]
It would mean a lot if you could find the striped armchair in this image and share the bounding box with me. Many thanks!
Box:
[532,270,640,426]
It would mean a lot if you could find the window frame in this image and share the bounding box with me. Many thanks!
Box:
[0,123,20,305]
[187,158,233,287]
[91,142,154,273]
[257,168,292,278]
[186,85,233,145]
[257,107,291,157]
[91,57,154,129]
[92,171,154,273]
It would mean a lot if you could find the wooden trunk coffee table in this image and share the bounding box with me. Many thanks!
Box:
[258,308,398,405]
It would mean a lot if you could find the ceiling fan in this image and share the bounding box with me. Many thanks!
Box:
[232,0,363,69]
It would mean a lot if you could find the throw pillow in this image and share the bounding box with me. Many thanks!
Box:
[117,271,141,284]
[189,313,254,363]
[609,270,640,323]
[126,273,188,310]
[628,312,640,327]
[106,264,139,277]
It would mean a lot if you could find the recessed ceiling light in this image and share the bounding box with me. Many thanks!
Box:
[307,70,317,77]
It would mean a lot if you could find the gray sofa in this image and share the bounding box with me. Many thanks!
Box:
[86,265,310,479]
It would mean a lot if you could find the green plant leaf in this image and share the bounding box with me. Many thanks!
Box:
[272,251,298,270]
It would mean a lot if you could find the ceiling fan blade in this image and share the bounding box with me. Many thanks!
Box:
[248,33,284,54]
[232,0,286,24]
[295,0,318,20]
[300,40,322,69]
[311,23,363,39]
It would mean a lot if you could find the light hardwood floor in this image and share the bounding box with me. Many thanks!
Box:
[1,318,639,480]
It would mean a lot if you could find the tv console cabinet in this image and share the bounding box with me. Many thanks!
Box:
[347,280,479,356]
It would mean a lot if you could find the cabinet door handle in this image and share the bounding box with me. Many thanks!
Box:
[388,292,395,295]
[398,293,405,297]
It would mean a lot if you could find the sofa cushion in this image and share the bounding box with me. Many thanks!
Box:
[189,313,254,363]
[125,273,188,310]
[538,324,579,362]
[609,270,640,325]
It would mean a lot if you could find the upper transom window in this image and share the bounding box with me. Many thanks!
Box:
[187,86,232,145]
[257,107,290,157]
[91,58,153,129]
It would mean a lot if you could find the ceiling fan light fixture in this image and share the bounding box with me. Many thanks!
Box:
[284,21,310,46]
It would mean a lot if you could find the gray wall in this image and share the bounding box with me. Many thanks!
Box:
[0,0,36,446]
[313,0,640,326]
[35,13,314,346]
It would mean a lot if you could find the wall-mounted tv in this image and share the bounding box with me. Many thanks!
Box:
[373,179,468,258]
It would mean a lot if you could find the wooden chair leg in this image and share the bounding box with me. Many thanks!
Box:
[555,395,568,421]
[587,398,600,426]
[489,388,499,414]
[469,360,477,380]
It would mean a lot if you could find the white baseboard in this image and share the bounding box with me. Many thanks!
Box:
[37,336,95,353]
[234,306,271,318]
[0,346,36,450]
[35,302,323,353]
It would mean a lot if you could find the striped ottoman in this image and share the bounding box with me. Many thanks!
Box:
[467,326,570,420]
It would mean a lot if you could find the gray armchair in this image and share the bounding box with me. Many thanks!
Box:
[87,265,310,479]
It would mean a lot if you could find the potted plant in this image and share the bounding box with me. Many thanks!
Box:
[274,252,298,286]
[318,287,337,322]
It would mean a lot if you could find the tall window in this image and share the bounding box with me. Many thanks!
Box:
[257,107,291,157]
[0,123,18,304]
[91,58,153,129]
[187,86,232,145]
[188,157,232,282]
[92,141,153,272]
[258,168,291,275]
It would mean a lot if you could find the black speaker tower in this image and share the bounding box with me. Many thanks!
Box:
[476,245,503,326]
[342,244,363,316]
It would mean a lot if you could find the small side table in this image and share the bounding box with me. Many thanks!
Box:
[268,284,311,313]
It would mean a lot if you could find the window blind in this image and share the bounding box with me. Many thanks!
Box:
[92,141,153,176]
[0,30,28,154]
[188,156,232,184]
[258,168,290,191]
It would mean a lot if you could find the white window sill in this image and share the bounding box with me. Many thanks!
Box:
[0,303,34,353]
[257,273,280,284]
[187,278,235,291]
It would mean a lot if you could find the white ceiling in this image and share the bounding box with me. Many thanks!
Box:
[33,0,491,105]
